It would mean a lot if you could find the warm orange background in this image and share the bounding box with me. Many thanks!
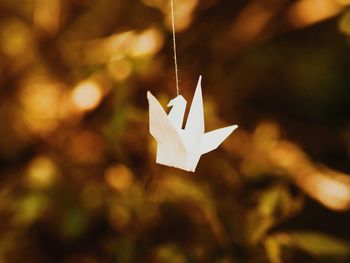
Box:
[1,0,350,262]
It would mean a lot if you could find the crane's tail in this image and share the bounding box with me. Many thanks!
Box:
[200,125,238,155]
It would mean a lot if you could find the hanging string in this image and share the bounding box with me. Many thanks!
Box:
[170,0,180,96]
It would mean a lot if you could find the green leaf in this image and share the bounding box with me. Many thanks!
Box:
[339,11,350,35]
[287,231,350,258]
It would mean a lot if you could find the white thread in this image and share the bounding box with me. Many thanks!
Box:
[170,0,179,96]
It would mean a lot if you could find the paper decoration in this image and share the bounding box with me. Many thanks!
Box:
[147,76,238,172]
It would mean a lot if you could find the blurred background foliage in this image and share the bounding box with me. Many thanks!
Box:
[1,0,350,262]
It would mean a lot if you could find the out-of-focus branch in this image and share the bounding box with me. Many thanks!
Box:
[225,122,350,211]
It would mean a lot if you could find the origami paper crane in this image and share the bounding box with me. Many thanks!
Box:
[147,76,238,172]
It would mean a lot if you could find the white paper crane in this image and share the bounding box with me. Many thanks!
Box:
[147,76,238,172]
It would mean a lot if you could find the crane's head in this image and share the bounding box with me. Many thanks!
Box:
[167,95,186,108]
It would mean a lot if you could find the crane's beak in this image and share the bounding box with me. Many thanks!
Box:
[167,98,176,107]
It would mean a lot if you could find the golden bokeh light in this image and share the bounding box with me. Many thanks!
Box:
[76,27,163,67]
[142,0,198,31]
[20,82,61,119]
[288,0,343,28]
[0,18,32,57]
[107,56,133,81]
[336,0,350,4]
[231,0,283,43]
[12,194,49,226]
[105,164,134,192]
[17,77,63,135]
[26,156,58,188]
[254,122,280,149]
[33,0,60,34]
[299,171,350,211]
[339,11,350,35]
[130,28,164,57]
[71,80,103,111]
[82,31,134,65]
[166,0,198,31]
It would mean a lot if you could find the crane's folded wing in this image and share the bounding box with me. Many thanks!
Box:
[185,76,204,137]
[147,91,187,152]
